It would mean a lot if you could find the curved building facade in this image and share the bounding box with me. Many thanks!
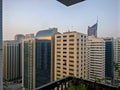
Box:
[36,28,58,38]
[22,28,59,90]
[15,34,25,42]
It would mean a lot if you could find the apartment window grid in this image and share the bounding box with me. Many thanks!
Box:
[55,33,87,80]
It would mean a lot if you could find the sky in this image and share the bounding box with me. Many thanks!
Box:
[3,0,120,40]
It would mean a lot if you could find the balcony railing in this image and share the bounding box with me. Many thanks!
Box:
[36,76,119,90]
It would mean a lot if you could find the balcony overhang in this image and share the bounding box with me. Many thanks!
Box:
[57,0,85,6]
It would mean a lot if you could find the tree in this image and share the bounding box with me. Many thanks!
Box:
[68,79,86,90]
[113,62,120,86]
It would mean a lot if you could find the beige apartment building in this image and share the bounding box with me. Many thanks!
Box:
[54,31,87,80]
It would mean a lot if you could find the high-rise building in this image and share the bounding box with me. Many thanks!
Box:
[87,36,105,81]
[15,34,25,42]
[103,37,114,82]
[3,40,22,85]
[54,31,87,80]
[25,34,34,39]
[22,28,58,90]
[114,37,120,80]
[0,0,2,89]
[88,22,98,37]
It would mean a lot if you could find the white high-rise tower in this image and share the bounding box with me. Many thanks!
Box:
[87,36,105,81]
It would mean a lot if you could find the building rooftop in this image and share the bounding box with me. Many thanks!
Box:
[36,28,58,37]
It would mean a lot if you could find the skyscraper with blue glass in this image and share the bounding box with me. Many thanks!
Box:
[22,28,58,90]
[88,22,98,37]
[103,37,114,83]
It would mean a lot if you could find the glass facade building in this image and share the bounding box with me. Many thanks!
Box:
[88,23,98,37]
[36,40,51,87]
[15,34,25,42]
[22,28,58,90]
[103,38,114,82]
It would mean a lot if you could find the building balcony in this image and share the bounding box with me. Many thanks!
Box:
[36,76,119,90]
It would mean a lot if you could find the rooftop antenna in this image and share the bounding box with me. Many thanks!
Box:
[67,26,70,32]
[96,16,98,24]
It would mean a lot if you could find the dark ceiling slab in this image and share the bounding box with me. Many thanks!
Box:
[57,0,85,6]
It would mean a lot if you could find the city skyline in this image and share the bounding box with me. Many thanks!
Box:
[3,0,120,40]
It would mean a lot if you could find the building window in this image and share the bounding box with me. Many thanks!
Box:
[63,56,66,58]
[69,56,74,58]
[63,48,67,50]
[69,52,74,54]
[57,74,60,76]
[57,47,60,49]
[57,62,60,65]
[57,66,60,68]
[57,55,61,57]
[69,64,74,67]
[63,44,67,46]
[69,43,74,46]
[57,44,61,46]
[57,51,61,53]
[57,70,60,72]
[63,52,67,54]
[69,39,74,41]
[69,48,74,50]
[57,40,61,42]
[69,73,74,75]
[69,69,74,71]
[63,40,67,42]
[57,59,60,61]
[69,60,74,63]
[69,35,74,37]
[63,67,67,70]
[57,36,61,38]
[63,71,66,74]
[63,35,67,38]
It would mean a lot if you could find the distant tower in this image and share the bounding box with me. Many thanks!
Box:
[88,21,98,37]
[15,34,25,42]
[0,0,2,90]
[25,34,34,39]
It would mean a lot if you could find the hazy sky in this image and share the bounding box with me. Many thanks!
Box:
[3,0,119,40]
